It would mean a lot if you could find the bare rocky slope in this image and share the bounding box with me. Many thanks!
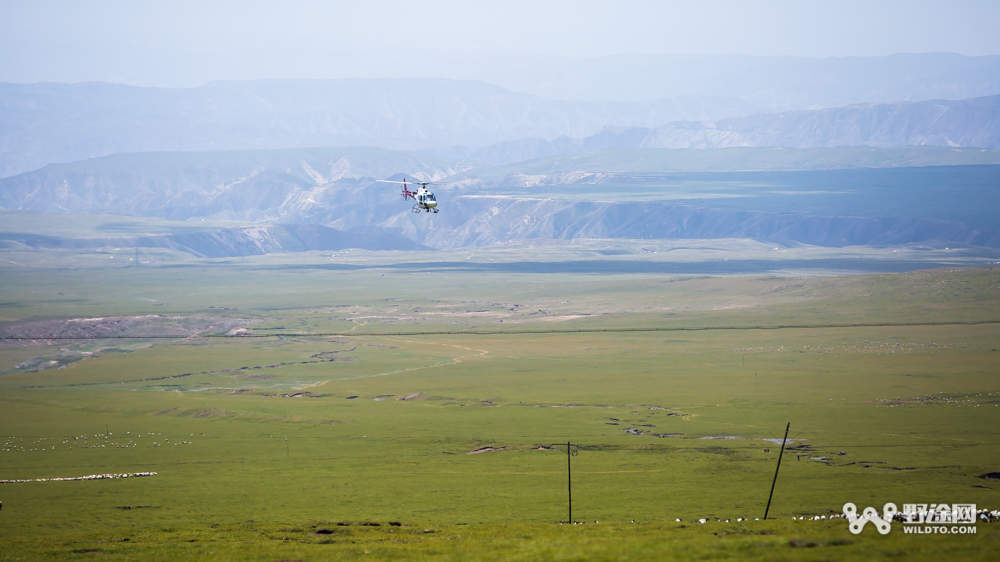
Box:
[0,147,468,220]
[395,198,1000,249]
[2,146,998,251]
[471,95,1000,163]
[641,95,1000,149]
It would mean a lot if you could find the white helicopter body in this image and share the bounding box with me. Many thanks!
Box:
[377,178,440,213]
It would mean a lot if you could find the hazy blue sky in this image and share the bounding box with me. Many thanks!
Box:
[2,0,999,86]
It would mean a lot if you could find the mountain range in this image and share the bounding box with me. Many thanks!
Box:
[413,52,1000,109]
[4,80,999,177]
[3,53,1000,252]
[2,146,998,250]
[14,51,998,110]
[469,95,1000,163]
[0,79,760,178]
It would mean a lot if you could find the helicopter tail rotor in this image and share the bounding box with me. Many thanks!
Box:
[399,178,414,201]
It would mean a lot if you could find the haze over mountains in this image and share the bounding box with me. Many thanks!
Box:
[0,79,760,178]
[424,52,1000,108]
[3,53,1000,177]
[473,94,1000,163]
[1,52,999,253]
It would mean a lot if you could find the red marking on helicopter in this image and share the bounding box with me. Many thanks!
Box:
[399,178,416,201]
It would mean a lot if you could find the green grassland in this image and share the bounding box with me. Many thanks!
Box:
[1,216,999,559]
[1,520,996,561]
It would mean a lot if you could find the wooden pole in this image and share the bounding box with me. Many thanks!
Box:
[763,422,790,520]
[567,441,572,523]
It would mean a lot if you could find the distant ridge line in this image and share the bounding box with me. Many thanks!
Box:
[3,319,998,340]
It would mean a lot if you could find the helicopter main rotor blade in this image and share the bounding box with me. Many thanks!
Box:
[375,179,444,186]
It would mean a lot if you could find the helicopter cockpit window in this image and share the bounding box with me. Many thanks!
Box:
[426,194,436,200]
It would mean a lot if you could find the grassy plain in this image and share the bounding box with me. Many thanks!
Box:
[0,217,998,559]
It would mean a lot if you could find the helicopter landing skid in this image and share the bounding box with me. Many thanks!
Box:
[411,204,422,213]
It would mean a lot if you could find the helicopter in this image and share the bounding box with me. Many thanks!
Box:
[376,178,440,213]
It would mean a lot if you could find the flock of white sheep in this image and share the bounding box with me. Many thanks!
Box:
[1,432,196,453]
[0,472,156,484]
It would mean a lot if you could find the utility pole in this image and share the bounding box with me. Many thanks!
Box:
[763,423,790,520]
[567,441,572,523]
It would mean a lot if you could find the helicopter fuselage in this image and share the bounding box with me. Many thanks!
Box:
[413,187,437,213]
[378,178,441,213]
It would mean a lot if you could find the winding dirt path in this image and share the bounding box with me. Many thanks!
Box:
[335,338,490,382]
